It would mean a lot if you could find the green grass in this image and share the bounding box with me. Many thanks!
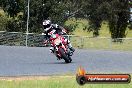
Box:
[70,36,132,51]
[65,18,132,37]
[65,19,132,51]
[0,76,131,88]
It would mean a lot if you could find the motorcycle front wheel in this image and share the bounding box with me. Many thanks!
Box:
[58,48,71,63]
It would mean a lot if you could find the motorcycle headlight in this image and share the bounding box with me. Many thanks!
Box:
[54,39,61,46]
[55,41,60,45]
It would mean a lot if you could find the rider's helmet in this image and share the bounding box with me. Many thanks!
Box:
[42,20,52,32]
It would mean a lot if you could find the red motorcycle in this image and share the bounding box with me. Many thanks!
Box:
[50,34,72,63]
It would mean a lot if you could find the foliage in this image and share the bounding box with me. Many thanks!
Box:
[0,0,23,17]
[128,23,132,30]
[108,0,129,39]
[0,0,131,38]
[82,0,129,38]
[0,15,8,31]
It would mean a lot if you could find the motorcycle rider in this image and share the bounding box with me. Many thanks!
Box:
[42,20,75,55]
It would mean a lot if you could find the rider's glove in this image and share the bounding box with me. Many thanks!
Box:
[42,33,45,35]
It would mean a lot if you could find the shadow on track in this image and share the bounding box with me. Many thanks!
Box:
[43,61,75,64]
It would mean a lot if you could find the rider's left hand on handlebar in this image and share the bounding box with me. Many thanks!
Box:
[42,33,45,35]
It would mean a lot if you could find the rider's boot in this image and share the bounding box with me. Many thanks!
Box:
[69,47,75,52]
[65,39,75,52]
[67,43,75,56]
[68,43,75,52]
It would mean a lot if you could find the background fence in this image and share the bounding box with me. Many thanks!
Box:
[0,31,132,51]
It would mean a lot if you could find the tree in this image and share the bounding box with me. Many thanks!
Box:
[0,16,8,31]
[2,0,22,17]
[81,0,129,38]
[0,0,130,38]
[109,0,129,39]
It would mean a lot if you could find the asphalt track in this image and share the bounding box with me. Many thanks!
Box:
[0,46,132,76]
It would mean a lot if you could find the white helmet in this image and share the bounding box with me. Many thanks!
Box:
[42,20,52,32]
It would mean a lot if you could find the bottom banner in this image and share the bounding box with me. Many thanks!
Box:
[76,67,131,85]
